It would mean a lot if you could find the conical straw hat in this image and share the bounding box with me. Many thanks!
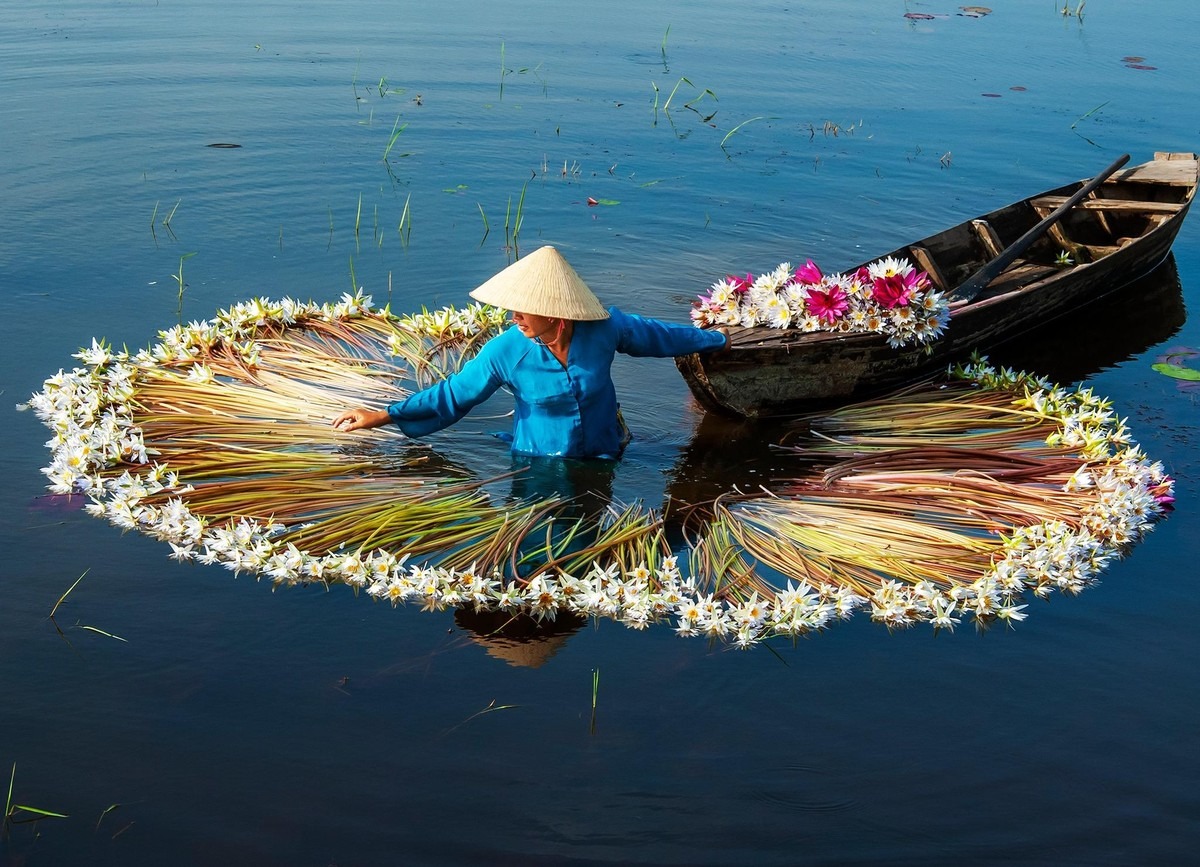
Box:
[469,246,609,320]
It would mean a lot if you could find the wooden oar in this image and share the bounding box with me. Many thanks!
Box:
[953,153,1131,302]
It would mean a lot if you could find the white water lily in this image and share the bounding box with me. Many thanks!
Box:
[693,255,950,348]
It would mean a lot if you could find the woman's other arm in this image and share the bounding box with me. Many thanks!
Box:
[610,307,729,357]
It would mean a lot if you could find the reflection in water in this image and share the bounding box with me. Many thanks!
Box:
[341,438,479,482]
[507,455,617,514]
[505,455,620,579]
[981,254,1186,384]
[664,255,1187,516]
[1155,346,1200,394]
[448,456,617,665]
[454,607,588,668]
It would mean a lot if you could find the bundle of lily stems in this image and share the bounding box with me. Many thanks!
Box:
[25,291,1174,647]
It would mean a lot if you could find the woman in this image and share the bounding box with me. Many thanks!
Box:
[332,245,729,459]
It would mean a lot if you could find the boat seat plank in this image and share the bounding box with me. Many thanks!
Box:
[984,261,1059,293]
[970,220,1005,258]
[1030,195,1183,214]
[1021,206,1077,253]
[1085,191,1115,235]
[907,244,950,291]
[1111,158,1198,185]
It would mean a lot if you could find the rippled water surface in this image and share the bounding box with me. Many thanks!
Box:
[3,1,1199,864]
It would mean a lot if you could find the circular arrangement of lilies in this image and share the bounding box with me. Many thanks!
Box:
[24,291,1174,647]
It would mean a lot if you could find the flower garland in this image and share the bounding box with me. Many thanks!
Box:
[22,293,1173,647]
[862,357,1175,629]
[690,255,951,348]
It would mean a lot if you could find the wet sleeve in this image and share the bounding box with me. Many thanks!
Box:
[385,338,507,437]
[610,307,727,357]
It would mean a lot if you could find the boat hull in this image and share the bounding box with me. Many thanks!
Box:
[678,153,1197,417]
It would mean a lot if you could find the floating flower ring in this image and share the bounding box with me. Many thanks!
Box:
[23,291,1173,647]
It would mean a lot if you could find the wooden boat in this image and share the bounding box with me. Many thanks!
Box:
[677,151,1198,417]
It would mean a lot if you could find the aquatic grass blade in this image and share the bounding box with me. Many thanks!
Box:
[720,116,772,151]
[49,568,90,619]
[4,763,13,822]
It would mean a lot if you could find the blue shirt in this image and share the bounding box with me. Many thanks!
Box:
[386,307,726,458]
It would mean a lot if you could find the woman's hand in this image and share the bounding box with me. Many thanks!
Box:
[332,407,392,432]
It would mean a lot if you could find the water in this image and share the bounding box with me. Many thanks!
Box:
[3,1,1199,863]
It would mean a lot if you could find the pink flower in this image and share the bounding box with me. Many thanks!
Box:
[690,300,723,326]
[727,273,754,294]
[1150,479,1175,508]
[871,273,915,309]
[795,259,823,285]
[806,285,850,324]
[854,266,872,283]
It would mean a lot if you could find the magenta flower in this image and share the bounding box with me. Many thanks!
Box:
[1150,478,1175,508]
[727,273,754,294]
[795,259,823,285]
[871,273,914,309]
[806,285,850,324]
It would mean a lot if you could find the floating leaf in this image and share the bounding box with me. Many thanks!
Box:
[12,805,70,819]
[1151,362,1200,381]
[959,6,992,16]
[904,12,936,19]
[1010,85,1027,92]
[1122,56,1145,63]
[982,93,1003,98]
[1125,63,1157,71]
[78,624,128,642]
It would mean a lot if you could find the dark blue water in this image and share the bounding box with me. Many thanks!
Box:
[3,1,1198,864]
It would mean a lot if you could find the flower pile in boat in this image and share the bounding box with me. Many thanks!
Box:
[690,255,951,347]
[23,288,1172,648]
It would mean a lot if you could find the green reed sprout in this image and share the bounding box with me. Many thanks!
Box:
[49,568,89,620]
[720,116,772,152]
[477,202,490,246]
[4,764,69,831]
[173,252,197,320]
[398,193,412,249]
[77,624,127,642]
[590,668,600,734]
[382,114,410,162]
[1071,100,1108,130]
[499,42,507,100]
[504,181,530,258]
